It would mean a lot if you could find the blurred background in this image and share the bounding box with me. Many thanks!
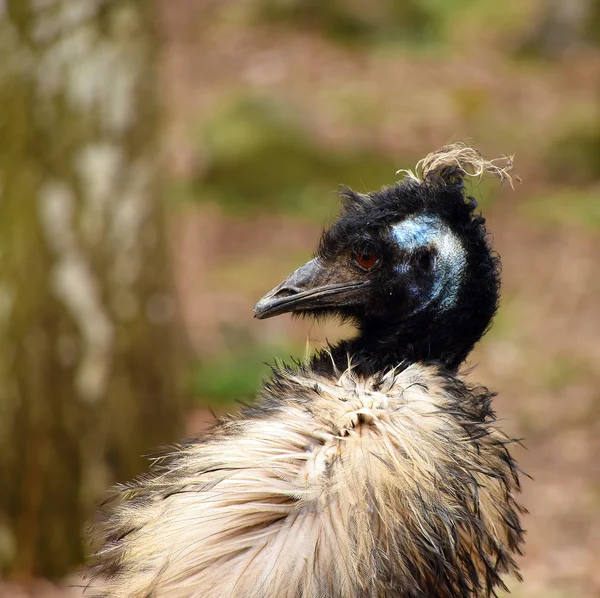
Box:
[1,0,599,596]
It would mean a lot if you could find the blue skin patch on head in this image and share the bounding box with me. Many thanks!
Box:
[391,214,466,312]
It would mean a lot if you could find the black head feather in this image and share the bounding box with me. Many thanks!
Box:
[255,145,513,373]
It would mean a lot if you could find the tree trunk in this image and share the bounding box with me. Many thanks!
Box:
[0,0,184,580]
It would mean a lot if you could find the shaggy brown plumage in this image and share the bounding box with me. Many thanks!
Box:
[87,363,523,597]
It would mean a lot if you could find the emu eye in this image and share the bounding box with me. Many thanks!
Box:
[353,252,378,270]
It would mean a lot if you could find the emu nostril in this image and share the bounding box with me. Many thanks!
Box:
[253,285,303,318]
[272,286,300,299]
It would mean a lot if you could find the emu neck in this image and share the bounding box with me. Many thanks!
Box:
[311,319,467,377]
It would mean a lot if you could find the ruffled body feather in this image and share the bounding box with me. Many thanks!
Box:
[87,363,523,598]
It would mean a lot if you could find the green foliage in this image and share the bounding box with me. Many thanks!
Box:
[586,1,600,46]
[189,341,301,404]
[521,190,600,232]
[545,122,600,184]
[254,0,475,47]
[193,96,404,221]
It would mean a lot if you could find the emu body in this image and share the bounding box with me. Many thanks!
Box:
[87,144,524,597]
[91,365,520,598]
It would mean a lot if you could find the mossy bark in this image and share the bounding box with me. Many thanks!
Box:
[0,0,184,579]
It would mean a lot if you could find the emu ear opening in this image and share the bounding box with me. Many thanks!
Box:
[397,142,519,188]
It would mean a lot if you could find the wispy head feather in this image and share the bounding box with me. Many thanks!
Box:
[397,142,519,189]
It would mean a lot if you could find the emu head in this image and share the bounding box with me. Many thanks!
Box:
[255,144,514,370]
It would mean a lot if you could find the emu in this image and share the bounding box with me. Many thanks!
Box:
[87,144,525,598]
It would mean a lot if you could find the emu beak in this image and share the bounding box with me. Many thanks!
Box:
[254,258,365,319]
